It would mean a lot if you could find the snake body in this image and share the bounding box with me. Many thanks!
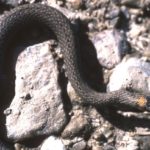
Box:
[0,3,149,149]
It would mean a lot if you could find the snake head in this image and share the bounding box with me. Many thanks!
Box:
[136,96,150,112]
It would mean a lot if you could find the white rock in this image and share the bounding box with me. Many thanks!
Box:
[108,57,150,92]
[41,136,66,150]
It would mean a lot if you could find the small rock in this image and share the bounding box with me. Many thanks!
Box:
[62,113,90,138]
[113,0,144,8]
[87,108,102,128]
[66,0,84,9]
[116,133,139,150]
[92,29,129,69]
[0,0,24,7]
[72,140,87,150]
[47,0,57,6]
[41,136,66,150]
[128,22,146,38]
[67,82,81,103]
[91,122,114,145]
[103,145,116,150]
[108,57,150,92]
[88,139,102,150]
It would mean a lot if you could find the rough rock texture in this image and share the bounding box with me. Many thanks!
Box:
[5,42,67,141]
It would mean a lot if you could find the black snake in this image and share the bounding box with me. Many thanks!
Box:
[0,3,149,150]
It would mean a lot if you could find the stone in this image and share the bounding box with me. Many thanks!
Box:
[92,30,129,69]
[67,82,81,103]
[108,57,150,92]
[88,139,103,150]
[113,0,144,8]
[0,0,24,7]
[66,0,84,9]
[135,136,150,150]
[41,136,66,150]
[116,133,138,150]
[62,113,90,138]
[15,136,66,150]
[72,140,87,150]
[5,42,67,141]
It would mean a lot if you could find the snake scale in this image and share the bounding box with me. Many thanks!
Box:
[0,3,149,150]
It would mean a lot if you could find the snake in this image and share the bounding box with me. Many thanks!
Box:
[0,3,149,150]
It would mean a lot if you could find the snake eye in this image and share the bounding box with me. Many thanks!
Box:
[145,96,150,111]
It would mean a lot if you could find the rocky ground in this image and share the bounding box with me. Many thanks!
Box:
[0,0,150,150]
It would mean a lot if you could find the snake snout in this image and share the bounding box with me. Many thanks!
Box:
[136,95,150,111]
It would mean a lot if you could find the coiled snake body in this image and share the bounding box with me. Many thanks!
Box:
[0,3,149,149]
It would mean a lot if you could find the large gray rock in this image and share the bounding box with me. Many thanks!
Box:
[5,42,67,141]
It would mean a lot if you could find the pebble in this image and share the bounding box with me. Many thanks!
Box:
[62,113,90,138]
[72,140,87,150]
[128,22,146,38]
[41,136,66,150]
[66,0,84,9]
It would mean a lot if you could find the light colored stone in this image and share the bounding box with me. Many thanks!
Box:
[92,30,129,69]
[108,57,150,92]
[41,136,66,150]
[67,82,81,103]
[116,133,138,150]
[0,0,23,6]
[5,42,67,141]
